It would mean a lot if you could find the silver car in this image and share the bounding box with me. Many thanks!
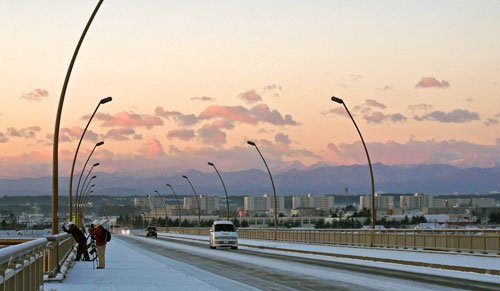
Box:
[209,221,238,249]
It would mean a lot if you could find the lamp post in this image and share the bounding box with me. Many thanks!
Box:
[68,96,112,223]
[182,176,201,227]
[78,169,98,205]
[79,176,96,211]
[207,162,230,221]
[331,96,376,231]
[80,185,95,222]
[75,141,103,226]
[147,195,159,225]
[166,184,182,227]
[52,0,104,235]
[247,140,278,240]
[154,190,169,231]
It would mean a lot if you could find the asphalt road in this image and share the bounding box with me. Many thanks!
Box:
[117,234,499,291]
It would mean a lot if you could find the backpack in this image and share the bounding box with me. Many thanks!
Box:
[100,228,111,242]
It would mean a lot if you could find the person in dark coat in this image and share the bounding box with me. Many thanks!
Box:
[63,221,90,261]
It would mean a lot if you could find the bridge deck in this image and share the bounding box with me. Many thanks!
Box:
[44,236,251,291]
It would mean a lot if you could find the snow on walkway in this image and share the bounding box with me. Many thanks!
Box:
[44,237,257,291]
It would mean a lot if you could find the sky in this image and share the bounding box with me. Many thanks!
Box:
[1,0,499,179]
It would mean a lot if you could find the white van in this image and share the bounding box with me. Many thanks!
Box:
[209,220,238,249]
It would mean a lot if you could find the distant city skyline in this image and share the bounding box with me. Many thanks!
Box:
[1,1,499,178]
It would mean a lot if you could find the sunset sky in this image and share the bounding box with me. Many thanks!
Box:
[1,0,499,179]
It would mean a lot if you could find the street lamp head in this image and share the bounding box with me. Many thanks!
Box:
[331,96,344,104]
[154,190,159,194]
[90,184,95,188]
[182,175,188,179]
[207,162,214,167]
[93,163,100,167]
[166,183,171,187]
[247,140,256,146]
[96,141,104,147]
[99,96,113,104]
[91,175,97,179]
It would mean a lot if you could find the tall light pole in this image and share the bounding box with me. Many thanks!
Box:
[208,162,230,221]
[52,0,104,235]
[76,166,98,220]
[166,184,182,227]
[147,195,159,225]
[75,141,103,226]
[68,96,112,223]
[182,175,201,227]
[79,184,95,221]
[79,176,96,212]
[331,96,376,231]
[247,140,278,240]
[154,190,169,231]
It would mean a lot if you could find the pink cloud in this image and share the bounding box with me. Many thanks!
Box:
[21,88,49,101]
[139,138,165,158]
[167,129,195,141]
[155,107,200,126]
[363,112,406,123]
[275,133,291,145]
[191,96,215,102]
[239,90,262,104]
[93,111,163,129]
[7,126,41,139]
[46,127,99,143]
[197,126,227,145]
[416,77,450,88]
[199,105,256,124]
[0,132,8,143]
[365,99,386,109]
[249,104,299,126]
[104,128,142,141]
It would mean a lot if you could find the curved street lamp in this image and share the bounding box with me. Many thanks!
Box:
[79,184,95,220]
[75,141,103,226]
[154,190,169,231]
[147,194,159,225]
[68,96,112,222]
[208,162,230,221]
[166,184,182,227]
[331,96,376,231]
[247,140,278,239]
[52,0,104,235]
[182,175,201,227]
[79,176,96,211]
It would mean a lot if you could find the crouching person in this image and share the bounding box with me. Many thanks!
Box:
[89,220,109,269]
[63,221,90,261]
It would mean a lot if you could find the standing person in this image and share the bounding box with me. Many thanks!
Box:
[89,220,107,269]
[62,221,90,261]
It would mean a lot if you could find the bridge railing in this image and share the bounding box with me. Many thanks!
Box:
[44,233,74,278]
[167,227,500,254]
[0,237,47,291]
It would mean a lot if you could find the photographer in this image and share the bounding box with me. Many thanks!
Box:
[62,221,90,261]
[89,220,108,269]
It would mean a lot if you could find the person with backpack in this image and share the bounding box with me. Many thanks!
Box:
[89,220,110,269]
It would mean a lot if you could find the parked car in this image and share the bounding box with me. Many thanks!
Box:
[209,220,238,249]
[145,226,157,238]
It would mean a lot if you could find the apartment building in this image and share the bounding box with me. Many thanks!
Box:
[400,193,434,211]
[244,194,286,214]
[292,194,335,211]
[359,194,394,211]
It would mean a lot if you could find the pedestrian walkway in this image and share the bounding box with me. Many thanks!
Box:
[44,237,255,291]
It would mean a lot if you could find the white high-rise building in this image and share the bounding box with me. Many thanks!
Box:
[400,193,434,211]
[184,196,220,214]
[244,194,285,213]
[292,194,335,211]
[359,194,394,211]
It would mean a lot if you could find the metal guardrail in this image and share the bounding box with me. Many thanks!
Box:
[0,238,47,291]
[44,233,74,279]
[167,227,500,254]
[0,232,75,290]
